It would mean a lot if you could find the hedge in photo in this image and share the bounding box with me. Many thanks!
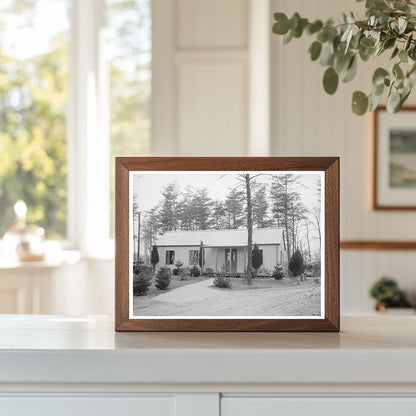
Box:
[133,269,153,296]
[155,266,171,290]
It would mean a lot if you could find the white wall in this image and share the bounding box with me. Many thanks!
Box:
[271,0,416,313]
[33,0,415,316]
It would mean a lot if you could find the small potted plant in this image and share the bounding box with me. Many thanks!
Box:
[370,276,413,313]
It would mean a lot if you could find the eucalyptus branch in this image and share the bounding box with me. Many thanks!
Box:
[272,0,416,115]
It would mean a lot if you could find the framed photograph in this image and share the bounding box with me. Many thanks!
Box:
[374,106,416,209]
[115,157,339,332]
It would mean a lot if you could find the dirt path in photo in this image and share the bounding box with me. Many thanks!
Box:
[133,279,321,317]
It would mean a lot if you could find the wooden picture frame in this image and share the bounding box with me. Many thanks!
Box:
[115,157,339,332]
[373,106,416,210]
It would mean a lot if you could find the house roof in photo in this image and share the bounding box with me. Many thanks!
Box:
[156,228,285,248]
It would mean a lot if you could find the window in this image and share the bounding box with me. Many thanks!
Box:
[189,250,199,265]
[106,0,151,237]
[0,0,70,239]
[259,249,263,265]
[166,250,175,265]
[0,0,151,253]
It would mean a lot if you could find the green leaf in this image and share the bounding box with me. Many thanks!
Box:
[372,68,389,86]
[352,91,369,115]
[387,87,401,113]
[273,13,290,35]
[393,63,404,79]
[282,29,293,44]
[399,49,408,63]
[405,34,413,51]
[323,67,339,94]
[320,40,335,66]
[391,47,399,59]
[309,41,322,61]
[342,56,357,83]
[369,92,383,111]
[366,0,388,10]
[307,20,323,35]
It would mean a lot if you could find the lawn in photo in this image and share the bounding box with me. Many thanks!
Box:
[390,129,416,188]
[130,171,324,318]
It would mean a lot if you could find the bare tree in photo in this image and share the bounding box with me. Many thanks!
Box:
[311,179,322,253]
[270,174,298,260]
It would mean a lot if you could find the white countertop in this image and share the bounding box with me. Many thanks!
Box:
[0,315,415,386]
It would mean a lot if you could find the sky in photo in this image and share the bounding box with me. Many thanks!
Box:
[133,171,321,213]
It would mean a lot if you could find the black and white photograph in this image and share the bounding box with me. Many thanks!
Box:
[129,171,324,319]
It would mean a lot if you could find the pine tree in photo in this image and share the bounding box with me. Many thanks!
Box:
[252,184,272,228]
[252,244,262,277]
[224,187,245,229]
[158,182,180,232]
[289,250,304,280]
[150,245,159,272]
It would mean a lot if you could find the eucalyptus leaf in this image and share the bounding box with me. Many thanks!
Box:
[369,92,383,111]
[323,67,339,94]
[372,67,389,85]
[307,20,323,35]
[399,49,408,63]
[352,91,369,115]
[309,41,322,61]
[273,13,290,35]
[282,29,293,44]
[342,56,358,82]
[393,63,404,79]
[387,87,401,112]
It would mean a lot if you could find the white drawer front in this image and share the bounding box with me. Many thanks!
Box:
[0,396,175,416]
[222,397,416,416]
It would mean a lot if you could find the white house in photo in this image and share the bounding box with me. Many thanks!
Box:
[155,228,286,274]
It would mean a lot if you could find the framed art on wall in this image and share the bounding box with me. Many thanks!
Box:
[374,106,416,210]
[115,157,339,331]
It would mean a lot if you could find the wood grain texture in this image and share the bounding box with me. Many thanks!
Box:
[341,241,416,250]
[373,106,416,210]
[115,157,340,332]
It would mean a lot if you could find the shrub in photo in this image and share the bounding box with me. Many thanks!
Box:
[272,265,284,280]
[214,275,232,288]
[257,266,271,278]
[155,266,171,290]
[133,269,153,296]
[204,267,215,277]
[190,265,201,277]
[173,260,183,276]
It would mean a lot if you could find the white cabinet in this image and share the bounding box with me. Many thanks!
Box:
[1,397,175,416]
[222,398,416,416]
[1,316,416,416]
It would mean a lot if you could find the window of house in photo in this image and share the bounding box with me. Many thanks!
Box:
[166,250,175,265]
[189,250,199,265]
[0,0,70,239]
[259,249,263,265]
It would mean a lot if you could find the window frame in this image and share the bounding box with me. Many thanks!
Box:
[189,249,199,266]
[165,250,175,265]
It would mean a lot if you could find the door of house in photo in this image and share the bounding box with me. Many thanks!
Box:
[225,248,238,273]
